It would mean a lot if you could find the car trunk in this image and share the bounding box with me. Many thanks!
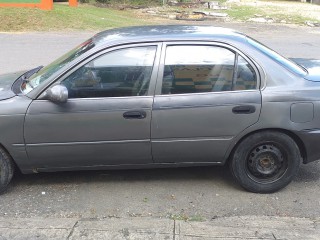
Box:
[290,58,320,82]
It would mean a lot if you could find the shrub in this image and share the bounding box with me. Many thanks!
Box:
[95,0,111,3]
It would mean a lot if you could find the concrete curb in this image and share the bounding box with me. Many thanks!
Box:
[0,216,319,240]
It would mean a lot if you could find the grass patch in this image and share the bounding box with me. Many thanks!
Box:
[269,13,318,24]
[225,4,319,24]
[0,1,318,32]
[0,4,154,32]
[226,6,265,21]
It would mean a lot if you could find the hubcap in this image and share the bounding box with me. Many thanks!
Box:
[247,144,287,182]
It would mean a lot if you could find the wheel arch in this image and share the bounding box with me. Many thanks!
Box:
[0,143,21,173]
[226,128,307,164]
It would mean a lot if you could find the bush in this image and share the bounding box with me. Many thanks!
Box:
[95,0,111,3]
[95,0,161,5]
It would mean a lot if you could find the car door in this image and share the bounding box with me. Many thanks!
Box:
[151,43,262,164]
[24,44,161,170]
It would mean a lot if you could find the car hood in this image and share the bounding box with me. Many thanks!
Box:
[290,58,320,82]
[0,71,25,100]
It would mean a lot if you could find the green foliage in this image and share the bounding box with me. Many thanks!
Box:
[95,0,162,5]
[95,0,110,3]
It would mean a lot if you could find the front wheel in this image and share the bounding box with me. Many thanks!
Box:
[230,131,301,193]
[0,148,14,194]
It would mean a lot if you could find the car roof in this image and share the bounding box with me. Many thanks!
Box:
[92,25,248,46]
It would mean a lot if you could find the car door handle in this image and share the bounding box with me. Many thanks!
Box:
[232,105,256,114]
[123,110,146,119]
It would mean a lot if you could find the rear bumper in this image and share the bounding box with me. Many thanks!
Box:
[295,129,320,164]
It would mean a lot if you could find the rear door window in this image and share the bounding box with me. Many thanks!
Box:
[161,45,257,95]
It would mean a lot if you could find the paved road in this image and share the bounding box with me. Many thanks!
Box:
[0,23,319,222]
[1,163,320,220]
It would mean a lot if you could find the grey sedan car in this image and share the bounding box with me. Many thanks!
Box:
[0,25,319,194]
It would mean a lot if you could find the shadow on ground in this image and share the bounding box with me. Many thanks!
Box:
[10,165,236,190]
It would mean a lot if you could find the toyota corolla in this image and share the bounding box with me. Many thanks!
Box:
[0,25,319,193]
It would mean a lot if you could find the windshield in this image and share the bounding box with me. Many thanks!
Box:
[247,37,307,76]
[21,39,95,94]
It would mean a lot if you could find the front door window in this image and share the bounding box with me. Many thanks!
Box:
[62,46,157,98]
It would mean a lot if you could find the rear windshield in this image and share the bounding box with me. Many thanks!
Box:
[247,37,307,76]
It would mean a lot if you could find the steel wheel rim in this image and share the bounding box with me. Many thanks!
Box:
[245,143,288,183]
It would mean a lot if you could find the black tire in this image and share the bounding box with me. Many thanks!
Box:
[0,148,14,194]
[230,131,300,193]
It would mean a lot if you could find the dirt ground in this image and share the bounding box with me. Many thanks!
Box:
[133,0,320,26]
[237,0,320,21]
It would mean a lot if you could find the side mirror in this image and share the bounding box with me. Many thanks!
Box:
[46,85,68,103]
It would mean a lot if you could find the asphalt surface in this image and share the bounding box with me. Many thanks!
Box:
[0,23,320,221]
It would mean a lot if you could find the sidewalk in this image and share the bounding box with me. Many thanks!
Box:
[0,216,319,240]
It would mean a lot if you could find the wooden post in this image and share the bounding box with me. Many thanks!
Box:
[40,0,53,10]
[69,0,77,7]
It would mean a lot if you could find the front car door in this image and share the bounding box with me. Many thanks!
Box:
[152,43,262,164]
[24,44,161,170]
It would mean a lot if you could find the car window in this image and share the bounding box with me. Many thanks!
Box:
[234,56,257,90]
[62,46,156,98]
[161,45,257,95]
[22,39,95,95]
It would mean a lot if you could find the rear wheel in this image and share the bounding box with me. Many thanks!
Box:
[230,131,300,193]
[0,148,14,194]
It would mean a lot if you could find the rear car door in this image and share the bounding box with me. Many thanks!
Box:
[24,44,161,170]
[151,43,262,164]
